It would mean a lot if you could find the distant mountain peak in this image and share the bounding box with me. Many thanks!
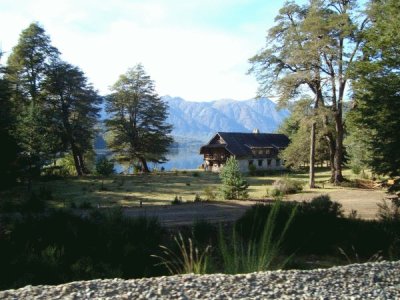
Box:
[162,96,289,142]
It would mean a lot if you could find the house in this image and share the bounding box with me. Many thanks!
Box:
[200,131,290,172]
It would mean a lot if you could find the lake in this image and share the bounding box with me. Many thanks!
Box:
[103,146,204,173]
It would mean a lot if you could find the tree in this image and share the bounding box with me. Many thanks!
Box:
[41,61,101,175]
[6,22,60,104]
[219,157,249,200]
[6,23,60,183]
[350,0,400,177]
[249,0,367,185]
[279,99,331,170]
[105,64,173,172]
[0,51,19,189]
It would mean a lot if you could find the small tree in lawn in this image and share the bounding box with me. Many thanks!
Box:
[96,156,114,190]
[220,157,249,200]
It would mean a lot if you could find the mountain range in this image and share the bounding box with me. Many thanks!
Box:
[163,96,289,142]
[96,96,289,148]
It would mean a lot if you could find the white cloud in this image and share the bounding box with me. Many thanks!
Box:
[0,0,278,101]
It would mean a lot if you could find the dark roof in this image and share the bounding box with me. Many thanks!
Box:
[201,132,290,157]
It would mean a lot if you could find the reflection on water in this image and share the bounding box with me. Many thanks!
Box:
[110,147,204,173]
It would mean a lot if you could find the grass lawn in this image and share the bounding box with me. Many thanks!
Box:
[1,167,371,210]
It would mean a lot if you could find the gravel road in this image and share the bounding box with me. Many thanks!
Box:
[1,261,399,299]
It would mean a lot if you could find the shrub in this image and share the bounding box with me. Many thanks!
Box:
[78,201,93,210]
[23,192,46,212]
[248,164,257,176]
[219,157,249,200]
[172,195,182,205]
[194,194,202,202]
[377,198,400,222]
[271,177,303,195]
[219,200,297,273]
[0,210,164,290]
[152,233,211,275]
[306,194,343,218]
[203,186,217,201]
[95,156,114,177]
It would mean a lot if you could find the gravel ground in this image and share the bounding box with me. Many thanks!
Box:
[1,261,400,299]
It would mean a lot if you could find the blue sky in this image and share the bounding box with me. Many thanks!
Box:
[1,0,308,101]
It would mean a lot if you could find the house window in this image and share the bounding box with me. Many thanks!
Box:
[258,160,263,167]
[267,159,272,166]
[258,150,263,155]
[248,160,254,166]
[265,149,271,155]
[276,159,281,166]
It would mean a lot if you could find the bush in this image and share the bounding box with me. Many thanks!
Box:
[0,210,165,290]
[203,186,217,201]
[271,177,303,195]
[172,195,182,205]
[78,201,93,210]
[219,157,249,200]
[95,156,114,177]
[248,164,257,176]
[377,198,400,222]
[194,194,202,202]
[306,194,343,218]
[23,192,46,212]
[219,200,297,273]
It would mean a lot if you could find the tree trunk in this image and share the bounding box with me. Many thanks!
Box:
[71,144,83,176]
[309,121,316,188]
[77,152,89,174]
[139,157,150,173]
[334,112,344,184]
[325,134,336,183]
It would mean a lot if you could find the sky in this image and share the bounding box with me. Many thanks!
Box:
[0,0,307,101]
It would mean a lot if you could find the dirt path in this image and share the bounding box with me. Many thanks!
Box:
[123,200,254,227]
[286,188,386,219]
[121,188,387,226]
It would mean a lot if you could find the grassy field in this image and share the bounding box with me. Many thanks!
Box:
[1,167,371,209]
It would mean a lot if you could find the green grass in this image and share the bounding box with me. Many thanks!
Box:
[1,168,359,209]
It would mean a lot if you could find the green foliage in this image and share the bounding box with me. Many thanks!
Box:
[42,60,101,175]
[350,0,400,177]
[248,164,257,176]
[152,233,211,275]
[279,99,332,170]
[377,198,400,222]
[172,195,182,205]
[0,210,164,289]
[203,186,217,201]
[271,177,303,195]
[5,23,61,183]
[193,193,202,202]
[219,200,297,273]
[219,157,249,200]
[22,192,46,212]
[95,156,114,177]
[249,0,365,183]
[105,64,173,173]
[307,195,343,218]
